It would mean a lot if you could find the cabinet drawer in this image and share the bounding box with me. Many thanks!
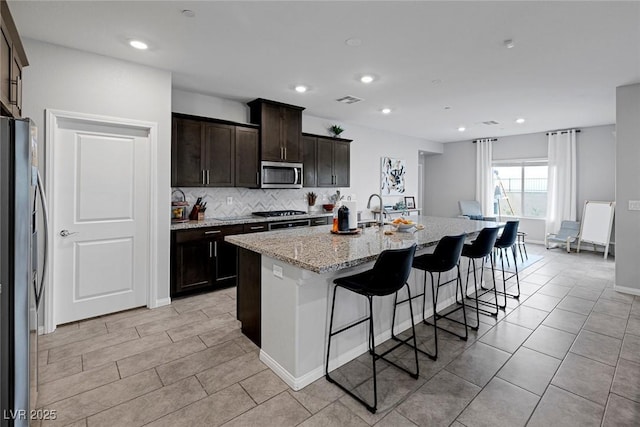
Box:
[310,217,329,226]
[174,225,243,243]
[243,223,269,233]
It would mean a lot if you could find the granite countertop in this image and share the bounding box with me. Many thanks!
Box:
[170,212,333,231]
[225,216,499,274]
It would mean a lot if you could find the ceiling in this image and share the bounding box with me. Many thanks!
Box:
[9,1,640,143]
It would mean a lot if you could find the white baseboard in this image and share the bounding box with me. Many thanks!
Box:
[152,297,172,308]
[613,284,640,297]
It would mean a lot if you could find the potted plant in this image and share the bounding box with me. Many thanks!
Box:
[329,124,344,138]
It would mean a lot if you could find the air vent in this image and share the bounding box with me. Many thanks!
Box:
[336,95,363,104]
[482,120,500,125]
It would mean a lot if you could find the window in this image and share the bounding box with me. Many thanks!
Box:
[492,160,547,218]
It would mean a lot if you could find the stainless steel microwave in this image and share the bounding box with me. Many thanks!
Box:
[261,161,303,189]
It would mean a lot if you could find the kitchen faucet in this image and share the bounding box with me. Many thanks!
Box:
[367,194,387,227]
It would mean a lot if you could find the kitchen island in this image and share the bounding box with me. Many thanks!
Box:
[226,216,497,390]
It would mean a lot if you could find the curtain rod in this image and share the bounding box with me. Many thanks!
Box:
[546,129,581,135]
[472,138,498,143]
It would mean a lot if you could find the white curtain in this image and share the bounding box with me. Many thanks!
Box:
[475,139,494,217]
[546,130,577,234]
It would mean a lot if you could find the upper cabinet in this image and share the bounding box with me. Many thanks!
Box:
[247,98,305,163]
[1,1,28,118]
[302,133,351,188]
[171,113,259,188]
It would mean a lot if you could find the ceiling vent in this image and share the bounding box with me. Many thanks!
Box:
[482,120,500,125]
[336,95,363,104]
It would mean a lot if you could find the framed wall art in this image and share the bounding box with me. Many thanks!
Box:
[381,157,406,195]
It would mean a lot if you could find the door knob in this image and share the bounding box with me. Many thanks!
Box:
[59,229,78,237]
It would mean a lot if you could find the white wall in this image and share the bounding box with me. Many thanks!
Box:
[423,125,616,243]
[615,83,640,294]
[172,89,443,218]
[22,39,173,307]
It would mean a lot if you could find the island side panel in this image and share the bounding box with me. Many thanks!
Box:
[237,248,262,347]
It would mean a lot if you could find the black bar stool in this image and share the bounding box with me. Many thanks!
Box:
[491,220,521,301]
[461,227,500,327]
[393,234,466,360]
[325,244,419,414]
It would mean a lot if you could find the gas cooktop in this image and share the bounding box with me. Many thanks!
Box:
[252,210,307,217]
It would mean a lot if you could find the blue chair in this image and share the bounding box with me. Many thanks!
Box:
[458,200,497,221]
[546,220,580,253]
[325,244,419,414]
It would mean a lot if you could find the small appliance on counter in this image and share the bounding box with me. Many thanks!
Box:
[171,189,189,223]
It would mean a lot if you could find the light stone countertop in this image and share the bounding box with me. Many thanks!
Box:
[225,216,501,274]
[170,212,333,231]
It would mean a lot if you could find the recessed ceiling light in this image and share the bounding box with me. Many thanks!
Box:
[381,108,392,114]
[444,106,451,110]
[345,38,362,47]
[181,9,195,18]
[515,118,526,124]
[360,75,374,84]
[431,79,442,85]
[294,85,308,93]
[129,40,148,50]
[503,39,515,49]
[458,126,466,132]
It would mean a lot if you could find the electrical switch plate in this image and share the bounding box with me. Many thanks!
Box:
[226,197,233,205]
[629,200,640,211]
[273,264,283,279]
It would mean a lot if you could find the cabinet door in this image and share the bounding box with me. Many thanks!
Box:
[235,127,260,188]
[204,123,234,187]
[261,103,283,161]
[10,53,21,117]
[316,137,334,187]
[302,135,317,187]
[0,23,11,111]
[174,240,213,294]
[213,240,238,283]
[172,118,205,187]
[282,107,302,162]
[333,140,351,187]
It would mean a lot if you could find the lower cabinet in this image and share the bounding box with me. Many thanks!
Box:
[171,225,243,297]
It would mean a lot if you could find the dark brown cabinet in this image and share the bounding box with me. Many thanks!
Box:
[248,98,305,163]
[1,1,27,118]
[171,225,243,297]
[302,133,351,188]
[235,126,260,188]
[171,113,259,188]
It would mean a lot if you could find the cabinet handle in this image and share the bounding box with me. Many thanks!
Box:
[256,171,259,185]
[9,77,19,106]
[204,230,221,234]
[214,241,218,257]
[206,170,210,185]
[250,226,265,230]
[280,147,284,159]
[284,147,287,159]
[209,241,213,258]
[202,170,206,185]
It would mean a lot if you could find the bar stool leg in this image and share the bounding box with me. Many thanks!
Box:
[368,296,377,413]
[325,286,339,379]
[429,272,439,359]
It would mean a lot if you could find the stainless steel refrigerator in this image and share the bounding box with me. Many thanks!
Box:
[1,117,48,427]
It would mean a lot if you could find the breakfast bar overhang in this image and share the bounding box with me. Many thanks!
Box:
[226,216,497,390]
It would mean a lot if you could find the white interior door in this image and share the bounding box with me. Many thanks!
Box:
[51,116,150,324]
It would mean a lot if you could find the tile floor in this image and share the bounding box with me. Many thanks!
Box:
[35,244,640,426]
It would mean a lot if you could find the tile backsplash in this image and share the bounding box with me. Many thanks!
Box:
[172,187,362,218]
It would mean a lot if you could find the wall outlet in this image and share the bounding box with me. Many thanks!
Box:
[629,200,640,211]
[226,196,233,205]
[273,264,283,279]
